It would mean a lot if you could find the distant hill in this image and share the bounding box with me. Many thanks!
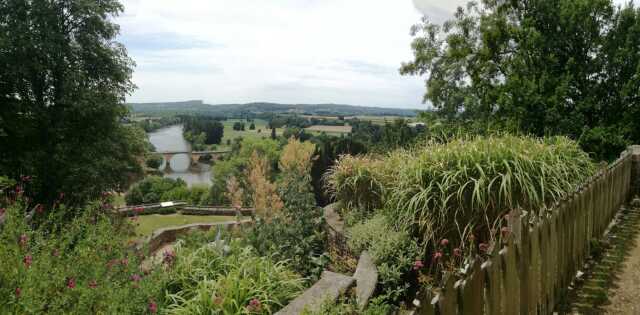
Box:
[128,100,417,117]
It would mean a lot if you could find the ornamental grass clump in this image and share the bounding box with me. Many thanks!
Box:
[328,135,596,251]
[388,135,596,248]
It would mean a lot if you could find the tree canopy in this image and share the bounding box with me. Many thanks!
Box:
[0,0,143,207]
[401,0,640,160]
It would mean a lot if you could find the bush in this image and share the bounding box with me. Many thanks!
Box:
[347,214,422,303]
[145,155,163,169]
[0,199,167,314]
[329,136,596,249]
[124,176,187,205]
[163,237,304,314]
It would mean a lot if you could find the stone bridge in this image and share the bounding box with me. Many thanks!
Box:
[152,150,231,171]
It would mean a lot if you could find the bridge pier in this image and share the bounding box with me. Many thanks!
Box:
[162,153,175,172]
[190,153,200,166]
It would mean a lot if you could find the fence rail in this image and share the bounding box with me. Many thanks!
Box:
[418,147,636,315]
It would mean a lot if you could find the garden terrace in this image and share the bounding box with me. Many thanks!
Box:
[416,146,637,314]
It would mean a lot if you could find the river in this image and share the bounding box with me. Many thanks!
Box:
[147,125,212,186]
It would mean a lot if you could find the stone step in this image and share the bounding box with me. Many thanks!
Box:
[353,251,378,310]
[275,271,355,315]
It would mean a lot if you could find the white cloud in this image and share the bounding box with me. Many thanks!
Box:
[117,0,428,108]
[117,0,635,109]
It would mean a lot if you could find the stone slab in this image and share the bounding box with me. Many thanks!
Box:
[354,251,378,310]
[276,271,355,315]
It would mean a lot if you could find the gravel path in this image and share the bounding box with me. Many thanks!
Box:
[603,224,640,315]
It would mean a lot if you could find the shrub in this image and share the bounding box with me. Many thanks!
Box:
[0,199,167,314]
[347,214,422,303]
[329,136,596,249]
[145,155,163,169]
[125,176,187,205]
[163,238,304,314]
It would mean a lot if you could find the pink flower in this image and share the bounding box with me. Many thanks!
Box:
[479,243,489,253]
[67,278,76,289]
[58,192,65,200]
[134,207,144,214]
[131,274,142,282]
[52,249,60,257]
[15,186,23,194]
[15,287,21,298]
[501,227,511,237]
[0,208,5,216]
[413,260,424,270]
[440,239,449,247]
[163,250,176,265]
[247,298,261,312]
[453,248,463,257]
[23,255,32,268]
[432,251,443,261]
[121,258,129,266]
[35,204,44,214]
[20,175,31,182]
[19,234,28,247]
[89,280,98,289]
[148,300,158,314]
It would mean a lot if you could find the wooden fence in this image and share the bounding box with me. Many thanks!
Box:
[418,147,636,315]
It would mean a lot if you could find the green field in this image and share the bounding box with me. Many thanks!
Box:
[215,119,283,150]
[132,214,236,237]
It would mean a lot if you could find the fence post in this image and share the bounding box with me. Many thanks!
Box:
[631,145,640,197]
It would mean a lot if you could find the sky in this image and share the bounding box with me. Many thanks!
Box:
[116,0,631,109]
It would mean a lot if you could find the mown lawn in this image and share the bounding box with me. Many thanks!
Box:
[132,214,236,237]
[217,119,283,150]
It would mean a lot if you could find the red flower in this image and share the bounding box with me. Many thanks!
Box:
[479,243,489,253]
[440,239,449,247]
[15,186,23,194]
[453,248,463,257]
[67,278,76,289]
[20,175,31,182]
[15,287,21,298]
[247,298,261,312]
[432,251,443,261]
[148,300,158,314]
[501,227,511,237]
[23,255,32,268]
[413,260,424,270]
[19,234,28,247]
[89,280,98,289]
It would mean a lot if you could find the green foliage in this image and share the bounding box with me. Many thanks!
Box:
[125,176,187,205]
[163,237,305,314]
[210,138,282,204]
[329,136,596,248]
[181,115,224,145]
[0,0,145,208]
[146,155,163,169]
[247,139,327,279]
[347,214,422,303]
[0,199,167,314]
[401,0,640,161]
[303,296,394,315]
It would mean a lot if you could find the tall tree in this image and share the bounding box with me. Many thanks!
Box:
[0,0,142,207]
[401,0,640,161]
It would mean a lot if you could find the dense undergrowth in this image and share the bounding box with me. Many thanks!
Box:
[326,135,597,302]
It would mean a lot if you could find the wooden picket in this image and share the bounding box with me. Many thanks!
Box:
[418,147,636,315]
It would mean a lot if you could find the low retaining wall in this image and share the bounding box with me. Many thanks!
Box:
[143,220,252,253]
[180,206,254,216]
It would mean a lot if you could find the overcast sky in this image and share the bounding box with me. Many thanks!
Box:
[117,0,631,109]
